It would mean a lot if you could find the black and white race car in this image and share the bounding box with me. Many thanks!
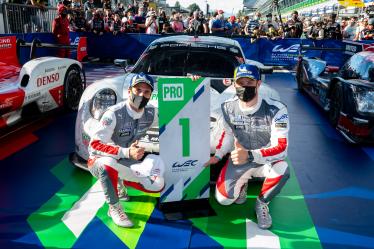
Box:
[296,45,374,143]
[72,35,279,170]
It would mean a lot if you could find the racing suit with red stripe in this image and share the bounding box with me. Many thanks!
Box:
[214,96,290,205]
[52,16,70,58]
[88,101,164,205]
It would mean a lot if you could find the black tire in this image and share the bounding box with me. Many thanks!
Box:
[328,83,343,127]
[64,66,84,111]
[296,64,305,93]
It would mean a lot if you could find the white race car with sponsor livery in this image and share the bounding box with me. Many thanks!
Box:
[0,36,87,129]
[72,35,280,170]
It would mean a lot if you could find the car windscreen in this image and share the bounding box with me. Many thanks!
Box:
[359,58,374,81]
[132,47,242,78]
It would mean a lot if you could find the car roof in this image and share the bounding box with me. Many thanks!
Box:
[150,35,240,47]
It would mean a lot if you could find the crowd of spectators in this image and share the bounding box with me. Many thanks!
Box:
[6,0,374,41]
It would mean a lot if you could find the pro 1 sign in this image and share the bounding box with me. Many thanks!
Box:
[158,77,210,203]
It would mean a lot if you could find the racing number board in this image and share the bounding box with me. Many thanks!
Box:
[158,78,210,203]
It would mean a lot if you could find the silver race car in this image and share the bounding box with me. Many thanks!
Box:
[72,35,280,170]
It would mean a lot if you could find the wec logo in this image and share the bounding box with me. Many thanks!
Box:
[71,37,80,46]
[172,160,198,168]
[272,44,300,53]
[275,114,288,122]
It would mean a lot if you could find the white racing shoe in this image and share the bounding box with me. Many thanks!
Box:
[108,202,133,228]
[255,197,272,229]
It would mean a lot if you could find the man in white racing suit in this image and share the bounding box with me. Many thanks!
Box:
[207,64,290,229]
[88,73,165,228]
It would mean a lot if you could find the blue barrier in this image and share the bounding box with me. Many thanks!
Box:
[2,32,374,68]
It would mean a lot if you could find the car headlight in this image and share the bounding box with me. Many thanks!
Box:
[353,89,374,114]
[90,89,117,119]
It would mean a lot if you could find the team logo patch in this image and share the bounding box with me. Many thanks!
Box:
[274,114,288,123]
[119,127,131,137]
[102,117,113,126]
[233,115,245,124]
[275,122,287,128]
[234,125,245,130]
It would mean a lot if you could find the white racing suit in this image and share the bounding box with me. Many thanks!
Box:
[214,96,290,205]
[88,101,165,205]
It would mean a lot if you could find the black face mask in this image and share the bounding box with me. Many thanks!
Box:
[130,91,150,110]
[236,85,257,102]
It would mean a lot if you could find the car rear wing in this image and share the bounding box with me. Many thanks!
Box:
[0,36,21,67]
[17,37,88,62]
[299,41,374,56]
[298,44,344,55]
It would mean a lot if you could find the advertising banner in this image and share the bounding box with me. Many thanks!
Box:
[158,78,210,203]
[4,32,374,68]
[259,38,302,66]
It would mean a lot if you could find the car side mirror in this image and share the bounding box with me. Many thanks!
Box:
[368,67,374,82]
[260,66,273,74]
[125,65,134,73]
[114,59,132,72]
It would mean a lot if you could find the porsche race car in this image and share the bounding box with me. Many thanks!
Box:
[72,35,280,170]
[296,45,374,143]
[0,36,87,129]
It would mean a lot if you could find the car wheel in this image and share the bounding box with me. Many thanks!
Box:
[64,66,84,111]
[328,83,343,127]
[296,63,305,93]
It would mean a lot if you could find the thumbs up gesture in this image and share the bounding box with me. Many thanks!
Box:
[231,138,249,165]
[129,140,145,161]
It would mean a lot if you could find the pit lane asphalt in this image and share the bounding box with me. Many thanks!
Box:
[0,65,373,249]
[269,71,374,249]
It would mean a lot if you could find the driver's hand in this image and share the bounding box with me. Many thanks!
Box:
[187,74,201,81]
[231,139,249,165]
[129,140,145,160]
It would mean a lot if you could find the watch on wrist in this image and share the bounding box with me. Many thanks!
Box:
[247,150,254,162]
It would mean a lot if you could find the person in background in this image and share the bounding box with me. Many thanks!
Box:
[104,10,114,32]
[171,12,184,33]
[324,13,342,39]
[211,9,226,34]
[52,5,70,58]
[111,13,123,35]
[188,10,207,34]
[157,10,168,34]
[343,17,358,41]
[84,0,95,21]
[307,16,324,40]
[134,6,146,32]
[226,15,240,35]
[145,10,158,34]
[361,18,374,40]
[263,13,278,33]
[91,10,105,35]
[285,11,303,38]
[245,12,262,37]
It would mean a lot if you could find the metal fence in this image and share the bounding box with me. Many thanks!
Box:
[1,3,57,34]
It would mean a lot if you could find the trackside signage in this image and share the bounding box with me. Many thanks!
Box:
[158,77,210,203]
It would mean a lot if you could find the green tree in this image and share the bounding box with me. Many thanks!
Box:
[175,1,181,8]
[187,3,201,13]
